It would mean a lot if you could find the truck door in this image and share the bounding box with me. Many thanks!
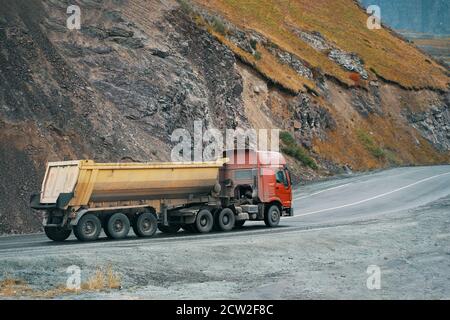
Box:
[275,169,292,207]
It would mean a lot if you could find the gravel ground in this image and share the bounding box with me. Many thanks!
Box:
[1,166,449,300]
[0,196,449,300]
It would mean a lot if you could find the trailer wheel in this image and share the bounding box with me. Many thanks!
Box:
[158,224,181,234]
[215,208,235,232]
[106,213,130,240]
[264,205,281,227]
[133,212,157,238]
[195,209,214,233]
[74,214,102,242]
[234,220,246,229]
[44,226,72,242]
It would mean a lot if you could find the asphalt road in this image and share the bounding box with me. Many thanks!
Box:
[0,165,449,299]
[1,165,449,253]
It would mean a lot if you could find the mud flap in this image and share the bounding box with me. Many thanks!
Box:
[284,207,294,217]
[30,193,74,210]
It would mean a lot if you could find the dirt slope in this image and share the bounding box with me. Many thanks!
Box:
[0,0,449,234]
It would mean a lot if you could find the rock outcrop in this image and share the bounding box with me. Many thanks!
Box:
[0,0,449,234]
[407,103,450,152]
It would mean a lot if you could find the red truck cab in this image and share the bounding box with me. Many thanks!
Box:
[220,149,293,226]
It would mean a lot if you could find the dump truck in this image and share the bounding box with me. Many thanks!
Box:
[30,149,293,242]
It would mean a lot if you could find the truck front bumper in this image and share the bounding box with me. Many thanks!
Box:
[283,207,294,217]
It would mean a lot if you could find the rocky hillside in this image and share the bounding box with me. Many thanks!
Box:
[0,0,449,234]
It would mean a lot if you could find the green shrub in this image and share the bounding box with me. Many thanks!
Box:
[211,17,227,35]
[250,39,258,50]
[280,131,296,145]
[357,129,385,159]
[282,146,318,170]
[385,150,400,165]
[177,0,193,14]
[254,51,262,60]
[280,131,318,170]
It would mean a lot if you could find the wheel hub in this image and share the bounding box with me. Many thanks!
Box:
[222,215,229,225]
[113,219,124,232]
[271,210,279,221]
[84,221,95,235]
[142,219,151,231]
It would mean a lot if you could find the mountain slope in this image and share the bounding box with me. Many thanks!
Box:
[187,0,449,165]
[193,0,448,90]
[0,0,449,234]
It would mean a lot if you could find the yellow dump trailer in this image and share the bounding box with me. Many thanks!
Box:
[37,159,225,209]
[31,159,227,242]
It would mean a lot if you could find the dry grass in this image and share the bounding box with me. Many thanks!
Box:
[193,0,449,90]
[0,266,121,298]
[0,277,34,297]
[82,266,121,291]
[312,113,450,170]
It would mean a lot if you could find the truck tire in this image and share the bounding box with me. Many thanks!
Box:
[215,208,235,232]
[74,214,102,242]
[195,209,214,233]
[106,213,130,240]
[264,205,281,227]
[133,212,157,238]
[158,224,181,234]
[234,220,246,229]
[44,226,72,242]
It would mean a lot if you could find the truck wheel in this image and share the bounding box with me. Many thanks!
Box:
[195,209,214,233]
[74,214,102,242]
[133,212,157,238]
[158,224,181,234]
[234,220,246,229]
[106,213,130,240]
[44,226,72,242]
[215,208,235,232]
[264,205,281,227]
